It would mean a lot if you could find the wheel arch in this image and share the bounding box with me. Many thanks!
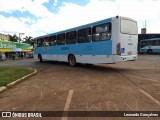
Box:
[147,49,153,54]
[38,53,42,59]
[68,54,75,61]
[68,54,77,66]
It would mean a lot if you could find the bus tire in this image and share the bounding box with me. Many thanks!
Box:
[38,54,43,63]
[147,49,152,54]
[68,55,76,67]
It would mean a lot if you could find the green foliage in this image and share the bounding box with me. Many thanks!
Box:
[23,36,33,45]
[9,34,19,42]
[0,67,34,86]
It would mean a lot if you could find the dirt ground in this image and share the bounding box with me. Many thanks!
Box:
[0,55,160,120]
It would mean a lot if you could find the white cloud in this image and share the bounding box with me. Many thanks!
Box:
[23,0,53,18]
[114,0,160,33]
[34,0,160,36]
[115,0,160,20]
[0,0,160,37]
[34,0,49,4]
[0,15,35,37]
[35,0,119,34]
[0,0,51,17]
[53,0,58,7]
[0,0,25,13]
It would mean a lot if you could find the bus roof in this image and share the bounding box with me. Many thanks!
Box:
[34,16,136,40]
[140,38,160,42]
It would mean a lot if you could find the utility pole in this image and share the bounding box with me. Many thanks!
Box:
[19,33,25,48]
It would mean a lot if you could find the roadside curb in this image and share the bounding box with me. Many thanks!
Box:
[0,69,37,93]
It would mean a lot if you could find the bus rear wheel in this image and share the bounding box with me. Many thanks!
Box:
[68,55,76,67]
[147,49,152,54]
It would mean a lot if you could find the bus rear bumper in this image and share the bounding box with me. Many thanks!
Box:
[113,54,137,62]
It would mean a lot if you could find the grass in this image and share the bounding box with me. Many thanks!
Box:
[0,67,34,87]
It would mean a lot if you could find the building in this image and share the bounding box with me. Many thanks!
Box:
[0,33,10,41]
[0,40,32,59]
[0,33,33,59]
[137,27,160,53]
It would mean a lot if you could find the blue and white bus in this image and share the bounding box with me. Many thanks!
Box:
[140,38,160,54]
[34,16,138,66]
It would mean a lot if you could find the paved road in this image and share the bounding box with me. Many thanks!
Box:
[0,55,160,120]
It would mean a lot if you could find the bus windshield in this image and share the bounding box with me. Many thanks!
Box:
[120,18,138,35]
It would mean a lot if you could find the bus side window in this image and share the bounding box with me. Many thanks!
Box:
[152,40,156,46]
[66,31,76,44]
[147,41,152,46]
[49,35,57,46]
[157,40,160,45]
[92,23,111,41]
[37,38,43,47]
[155,40,158,45]
[43,37,49,46]
[37,39,40,47]
[77,27,91,43]
[57,33,66,45]
[141,41,146,48]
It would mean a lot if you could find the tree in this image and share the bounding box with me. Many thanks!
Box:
[23,36,33,45]
[9,34,19,42]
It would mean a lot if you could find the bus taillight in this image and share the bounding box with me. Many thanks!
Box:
[117,43,121,55]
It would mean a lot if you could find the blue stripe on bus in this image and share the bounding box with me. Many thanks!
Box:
[34,40,112,55]
[153,49,160,53]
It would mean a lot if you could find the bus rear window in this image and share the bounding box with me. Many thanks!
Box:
[120,19,137,35]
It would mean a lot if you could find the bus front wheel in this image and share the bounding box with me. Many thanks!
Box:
[38,54,43,63]
[68,55,76,67]
[147,49,153,54]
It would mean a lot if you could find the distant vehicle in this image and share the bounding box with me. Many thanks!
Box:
[27,52,33,58]
[140,38,160,54]
[0,52,6,61]
[34,16,138,66]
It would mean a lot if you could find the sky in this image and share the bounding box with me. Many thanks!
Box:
[0,0,160,38]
